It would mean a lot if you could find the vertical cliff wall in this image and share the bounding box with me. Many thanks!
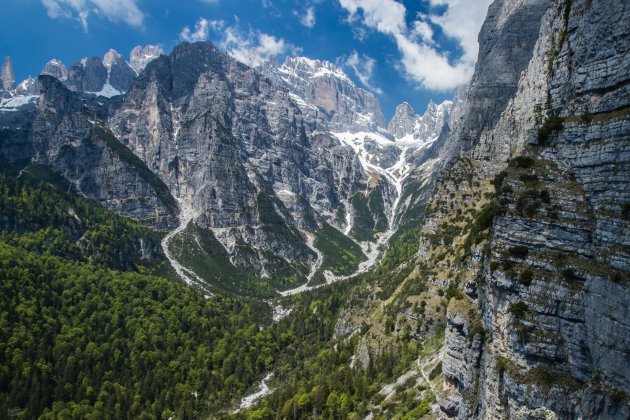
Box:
[429,0,630,418]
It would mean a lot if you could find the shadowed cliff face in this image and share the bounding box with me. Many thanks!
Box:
[458,0,550,155]
[432,0,630,418]
[0,76,178,228]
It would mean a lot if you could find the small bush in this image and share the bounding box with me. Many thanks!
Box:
[502,260,515,271]
[537,115,564,144]
[469,319,485,341]
[610,271,628,284]
[492,171,507,191]
[429,361,442,380]
[518,269,534,286]
[519,173,539,184]
[446,284,463,300]
[494,356,514,374]
[539,189,551,203]
[507,246,529,258]
[515,189,540,214]
[509,156,534,169]
[509,301,529,317]
[561,268,579,280]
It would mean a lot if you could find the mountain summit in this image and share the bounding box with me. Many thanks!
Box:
[262,56,387,132]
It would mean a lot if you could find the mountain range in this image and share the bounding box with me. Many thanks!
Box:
[0,0,628,418]
[1,42,456,296]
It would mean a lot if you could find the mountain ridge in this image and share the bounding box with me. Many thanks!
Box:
[1,40,458,297]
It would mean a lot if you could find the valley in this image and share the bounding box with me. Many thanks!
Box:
[0,0,628,418]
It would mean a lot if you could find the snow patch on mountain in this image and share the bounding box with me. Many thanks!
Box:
[0,95,38,112]
[88,82,122,98]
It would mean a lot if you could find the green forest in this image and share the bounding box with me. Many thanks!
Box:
[0,169,433,419]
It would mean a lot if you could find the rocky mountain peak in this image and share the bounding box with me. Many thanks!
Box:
[16,76,40,96]
[66,56,107,93]
[415,99,451,140]
[282,56,353,84]
[103,49,124,70]
[41,59,68,81]
[388,99,452,143]
[387,102,418,138]
[129,45,163,74]
[261,54,386,132]
[2,56,15,91]
[103,49,136,93]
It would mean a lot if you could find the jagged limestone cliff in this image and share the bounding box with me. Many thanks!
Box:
[420,0,630,418]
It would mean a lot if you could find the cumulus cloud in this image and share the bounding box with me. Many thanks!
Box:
[299,7,316,28]
[180,18,301,68]
[429,0,491,65]
[180,18,224,42]
[41,0,144,32]
[343,50,382,94]
[221,26,301,67]
[338,0,492,90]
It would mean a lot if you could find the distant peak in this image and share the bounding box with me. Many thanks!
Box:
[41,59,68,81]
[263,56,280,68]
[280,56,352,84]
[395,102,416,114]
[105,48,122,57]
[129,44,164,73]
[103,49,125,70]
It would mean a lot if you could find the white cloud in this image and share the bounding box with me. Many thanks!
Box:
[184,19,301,68]
[412,19,433,43]
[338,0,492,90]
[429,0,491,65]
[180,18,224,43]
[343,50,382,94]
[299,7,316,28]
[41,0,144,32]
[222,27,301,67]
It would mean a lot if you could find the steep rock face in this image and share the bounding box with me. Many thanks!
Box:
[388,100,452,144]
[41,59,68,81]
[129,45,163,74]
[0,75,177,228]
[388,102,417,138]
[457,0,550,158]
[261,56,386,132]
[261,56,460,244]
[109,42,367,280]
[2,57,16,91]
[66,57,107,93]
[434,0,630,418]
[103,49,136,92]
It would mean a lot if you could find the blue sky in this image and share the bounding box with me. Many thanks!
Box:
[0,0,492,120]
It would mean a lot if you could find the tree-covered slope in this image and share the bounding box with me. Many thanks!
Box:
[0,242,274,418]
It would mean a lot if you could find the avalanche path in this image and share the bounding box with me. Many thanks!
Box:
[161,201,212,296]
